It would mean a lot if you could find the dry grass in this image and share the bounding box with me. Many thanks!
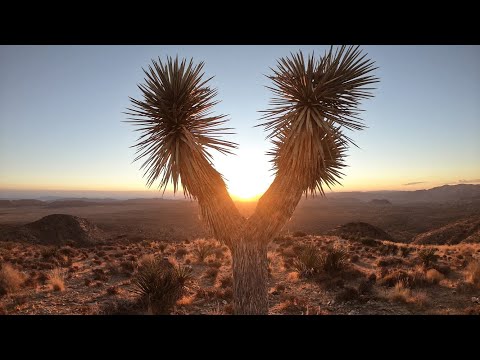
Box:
[426,269,445,284]
[465,261,480,288]
[411,291,429,308]
[48,268,65,292]
[192,239,216,263]
[0,263,24,296]
[388,281,412,303]
[176,294,195,307]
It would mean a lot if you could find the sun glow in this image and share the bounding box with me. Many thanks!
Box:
[227,178,266,201]
[216,148,273,202]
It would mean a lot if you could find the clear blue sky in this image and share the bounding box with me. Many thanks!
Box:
[0,45,479,199]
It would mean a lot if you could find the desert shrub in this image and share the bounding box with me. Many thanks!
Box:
[465,261,480,288]
[132,257,184,314]
[292,244,321,278]
[319,246,347,273]
[192,239,215,262]
[292,231,307,238]
[388,281,411,303]
[418,248,438,267]
[0,263,25,296]
[380,268,428,289]
[173,264,193,286]
[41,246,59,259]
[426,268,444,284]
[336,286,360,303]
[48,268,65,291]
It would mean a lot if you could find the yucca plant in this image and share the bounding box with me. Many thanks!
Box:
[319,246,348,273]
[292,244,321,278]
[131,256,183,314]
[192,239,216,263]
[127,46,378,314]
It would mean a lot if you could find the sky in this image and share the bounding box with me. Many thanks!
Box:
[0,45,479,200]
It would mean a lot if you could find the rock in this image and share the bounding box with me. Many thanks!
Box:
[0,214,105,246]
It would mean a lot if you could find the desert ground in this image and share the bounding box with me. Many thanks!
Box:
[0,194,479,315]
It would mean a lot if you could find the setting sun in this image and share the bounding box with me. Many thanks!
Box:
[227,178,265,201]
[215,148,273,202]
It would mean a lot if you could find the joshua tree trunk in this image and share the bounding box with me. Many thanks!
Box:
[231,239,269,315]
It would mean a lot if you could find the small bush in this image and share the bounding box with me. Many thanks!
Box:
[418,248,438,267]
[465,261,480,288]
[132,257,184,314]
[380,269,428,289]
[319,246,347,273]
[426,268,444,284]
[192,240,215,262]
[388,281,411,303]
[0,263,25,296]
[292,244,321,278]
[48,268,65,291]
[174,264,193,286]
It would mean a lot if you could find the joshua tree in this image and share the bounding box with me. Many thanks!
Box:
[126,45,378,314]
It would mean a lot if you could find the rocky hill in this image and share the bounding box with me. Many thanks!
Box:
[327,222,394,241]
[413,216,480,245]
[0,214,105,246]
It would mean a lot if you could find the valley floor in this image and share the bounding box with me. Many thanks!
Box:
[1,236,479,315]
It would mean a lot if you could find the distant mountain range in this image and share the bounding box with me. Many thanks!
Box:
[0,184,479,206]
[325,184,480,204]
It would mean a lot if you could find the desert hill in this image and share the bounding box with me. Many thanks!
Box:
[413,216,480,245]
[0,214,105,246]
[327,222,394,241]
